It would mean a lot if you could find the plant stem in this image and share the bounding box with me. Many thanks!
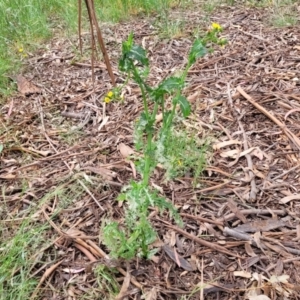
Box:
[143,131,153,186]
[132,64,149,119]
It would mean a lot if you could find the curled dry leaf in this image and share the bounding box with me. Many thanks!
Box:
[118,143,134,158]
[284,108,300,120]
[213,139,241,150]
[220,147,265,160]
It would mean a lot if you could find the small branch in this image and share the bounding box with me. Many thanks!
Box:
[237,86,300,151]
[228,84,258,200]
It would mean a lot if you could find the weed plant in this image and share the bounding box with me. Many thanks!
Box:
[102,24,226,259]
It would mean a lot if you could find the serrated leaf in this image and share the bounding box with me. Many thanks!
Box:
[188,39,207,65]
[119,34,149,71]
[151,77,183,102]
[127,45,148,66]
[158,77,183,94]
[174,95,191,117]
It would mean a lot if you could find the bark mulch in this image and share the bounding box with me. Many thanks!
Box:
[1,3,300,299]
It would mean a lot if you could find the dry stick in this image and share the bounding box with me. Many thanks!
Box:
[238,28,266,41]
[85,0,116,86]
[158,219,241,258]
[44,216,143,290]
[220,209,286,222]
[85,0,96,88]
[272,164,300,181]
[79,240,143,290]
[237,86,300,151]
[77,179,104,211]
[74,242,97,261]
[180,213,224,226]
[30,259,64,299]
[227,84,258,200]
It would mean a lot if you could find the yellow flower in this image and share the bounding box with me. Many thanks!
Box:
[18,47,24,53]
[104,97,111,103]
[212,22,222,31]
[107,91,114,98]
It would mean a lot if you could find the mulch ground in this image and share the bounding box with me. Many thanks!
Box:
[1,2,300,299]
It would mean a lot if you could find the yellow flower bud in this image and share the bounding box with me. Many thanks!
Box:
[212,22,222,31]
[107,91,114,98]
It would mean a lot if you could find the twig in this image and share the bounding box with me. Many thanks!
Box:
[219,209,286,222]
[180,213,223,226]
[30,259,64,299]
[228,84,258,200]
[84,0,116,86]
[237,86,300,151]
[157,218,241,258]
[77,179,104,211]
[272,164,300,181]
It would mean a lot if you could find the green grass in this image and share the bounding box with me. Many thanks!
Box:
[0,177,86,300]
[0,0,180,96]
[268,0,298,27]
[156,127,209,185]
[246,0,298,27]
[0,0,79,95]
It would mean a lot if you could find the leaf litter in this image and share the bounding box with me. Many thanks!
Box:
[1,2,300,299]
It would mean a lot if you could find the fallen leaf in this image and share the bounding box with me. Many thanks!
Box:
[15,75,41,96]
[163,245,194,271]
[119,143,134,158]
[84,166,117,180]
[268,274,289,284]
[280,194,300,204]
[233,270,252,278]
[213,140,241,150]
[227,199,247,223]
[145,287,157,300]
[115,270,131,300]
[62,267,85,274]
[98,116,109,131]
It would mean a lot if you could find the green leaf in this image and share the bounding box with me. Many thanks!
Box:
[156,77,183,96]
[119,34,149,72]
[174,95,191,117]
[122,32,134,53]
[127,45,148,66]
[188,39,207,65]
